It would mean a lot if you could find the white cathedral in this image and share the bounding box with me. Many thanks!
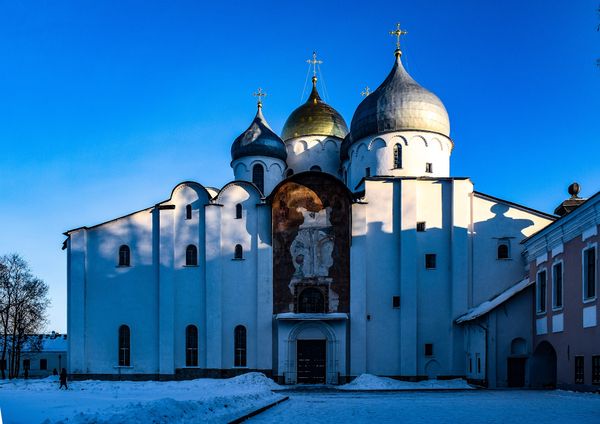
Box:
[64,36,556,387]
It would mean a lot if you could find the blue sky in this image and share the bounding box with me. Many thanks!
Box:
[0,1,598,332]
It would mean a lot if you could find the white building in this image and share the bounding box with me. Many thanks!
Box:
[64,44,555,385]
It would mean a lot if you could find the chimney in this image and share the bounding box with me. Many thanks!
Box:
[554,182,586,217]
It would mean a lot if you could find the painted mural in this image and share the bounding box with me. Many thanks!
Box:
[271,173,351,314]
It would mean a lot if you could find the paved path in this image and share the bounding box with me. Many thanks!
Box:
[248,390,600,423]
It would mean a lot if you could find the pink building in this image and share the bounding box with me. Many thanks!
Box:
[523,185,599,391]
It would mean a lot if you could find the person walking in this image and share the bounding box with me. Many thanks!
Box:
[59,368,68,390]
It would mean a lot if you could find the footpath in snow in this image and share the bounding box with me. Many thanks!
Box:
[338,374,474,390]
[0,372,283,424]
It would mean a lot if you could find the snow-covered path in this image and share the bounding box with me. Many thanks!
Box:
[249,390,600,423]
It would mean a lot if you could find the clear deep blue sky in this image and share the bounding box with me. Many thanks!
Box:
[1,1,598,332]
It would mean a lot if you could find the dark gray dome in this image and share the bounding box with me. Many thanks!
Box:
[231,106,287,162]
[347,53,450,147]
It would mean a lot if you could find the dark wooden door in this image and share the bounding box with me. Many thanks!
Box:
[507,358,526,387]
[297,340,326,384]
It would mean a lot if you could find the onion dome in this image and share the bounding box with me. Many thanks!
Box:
[348,51,450,145]
[231,103,287,162]
[281,76,349,141]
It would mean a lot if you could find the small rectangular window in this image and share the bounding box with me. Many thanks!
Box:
[575,356,584,384]
[425,343,433,356]
[425,163,433,173]
[40,359,47,370]
[469,357,473,373]
[497,240,510,259]
[392,296,400,308]
[553,262,563,309]
[365,167,371,177]
[23,359,30,370]
[416,222,426,232]
[477,355,481,374]
[425,254,436,269]
[592,355,600,385]
[583,247,596,300]
[537,270,547,313]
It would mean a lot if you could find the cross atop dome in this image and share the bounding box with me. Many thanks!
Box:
[306,51,323,80]
[253,87,267,108]
[389,23,408,57]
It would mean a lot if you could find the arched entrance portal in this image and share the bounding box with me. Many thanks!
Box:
[287,321,337,384]
[530,341,557,388]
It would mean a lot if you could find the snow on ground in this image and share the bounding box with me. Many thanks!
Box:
[248,390,600,424]
[339,374,473,390]
[0,373,282,424]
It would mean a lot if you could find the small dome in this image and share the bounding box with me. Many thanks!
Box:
[281,77,349,141]
[231,105,287,162]
[348,53,450,146]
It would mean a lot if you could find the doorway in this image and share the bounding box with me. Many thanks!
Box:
[297,339,326,384]
[507,358,526,387]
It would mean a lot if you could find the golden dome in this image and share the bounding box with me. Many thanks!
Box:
[281,77,349,141]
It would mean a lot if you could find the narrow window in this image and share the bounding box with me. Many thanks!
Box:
[537,270,547,313]
[416,222,426,232]
[298,288,325,313]
[286,169,294,178]
[425,343,433,356]
[393,143,403,169]
[553,262,563,309]
[252,164,264,193]
[234,244,243,260]
[425,163,433,173]
[477,356,481,373]
[392,296,400,308]
[583,247,596,300]
[365,167,371,177]
[185,245,198,266]
[592,355,600,385]
[186,204,192,220]
[310,165,322,172]
[234,325,247,367]
[469,357,473,373]
[118,245,130,267]
[497,240,510,259]
[235,203,242,219]
[40,359,47,370]
[118,325,130,366]
[425,254,437,269]
[575,356,584,384]
[185,325,198,367]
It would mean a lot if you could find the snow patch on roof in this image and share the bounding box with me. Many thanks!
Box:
[456,278,533,324]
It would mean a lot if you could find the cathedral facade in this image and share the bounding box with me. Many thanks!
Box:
[64,43,555,386]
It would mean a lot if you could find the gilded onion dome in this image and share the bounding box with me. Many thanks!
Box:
[231,104,287,162]
[281,77,349,141]
[347,52,450,148]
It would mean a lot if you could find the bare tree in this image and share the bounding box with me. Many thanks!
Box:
[0,254,50,379]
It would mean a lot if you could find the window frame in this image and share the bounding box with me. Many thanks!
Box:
[416,222,426,232]
[592,355,600,385]
[425,253,437,270]
[185,204,192,220]
[497,239,511,260]
[234,244,243,260]
[185,325,199,367]
[392,296,400,308]
[118,245,131,267]
[393,143,403,169]
[235,203,242,219]
[575,355,585,384]
[424,343,433,357]
[118,325,131,367]
[536,268,547,314]
[552,260,564,311]
[234,325,247,368]
[252,164,265,193]
[582,244,597,302]
[425,162,433,173]
[185,244,198,267]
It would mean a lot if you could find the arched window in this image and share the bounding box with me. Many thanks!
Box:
[118,245,130,267]
[186,245,198,266]
[252,164,264,193]
[497,241,510,259]
[118,325,130,366]
[310,165,322,172]
[185,325,198,367]
[394,143,402,168]
[234,325,247,367]
[286,169,294,178]
[186,204,192,220]
[235,203,242,219]
[234,244,243,260]
[298,287,325,313]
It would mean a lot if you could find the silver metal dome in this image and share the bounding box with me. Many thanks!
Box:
[231,105,287,162]
[348,53,450,145]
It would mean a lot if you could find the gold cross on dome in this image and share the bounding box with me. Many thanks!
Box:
[253,87,267,107]
[361,86,371,97]
[389,23,408,52]
[306,51,323,77]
